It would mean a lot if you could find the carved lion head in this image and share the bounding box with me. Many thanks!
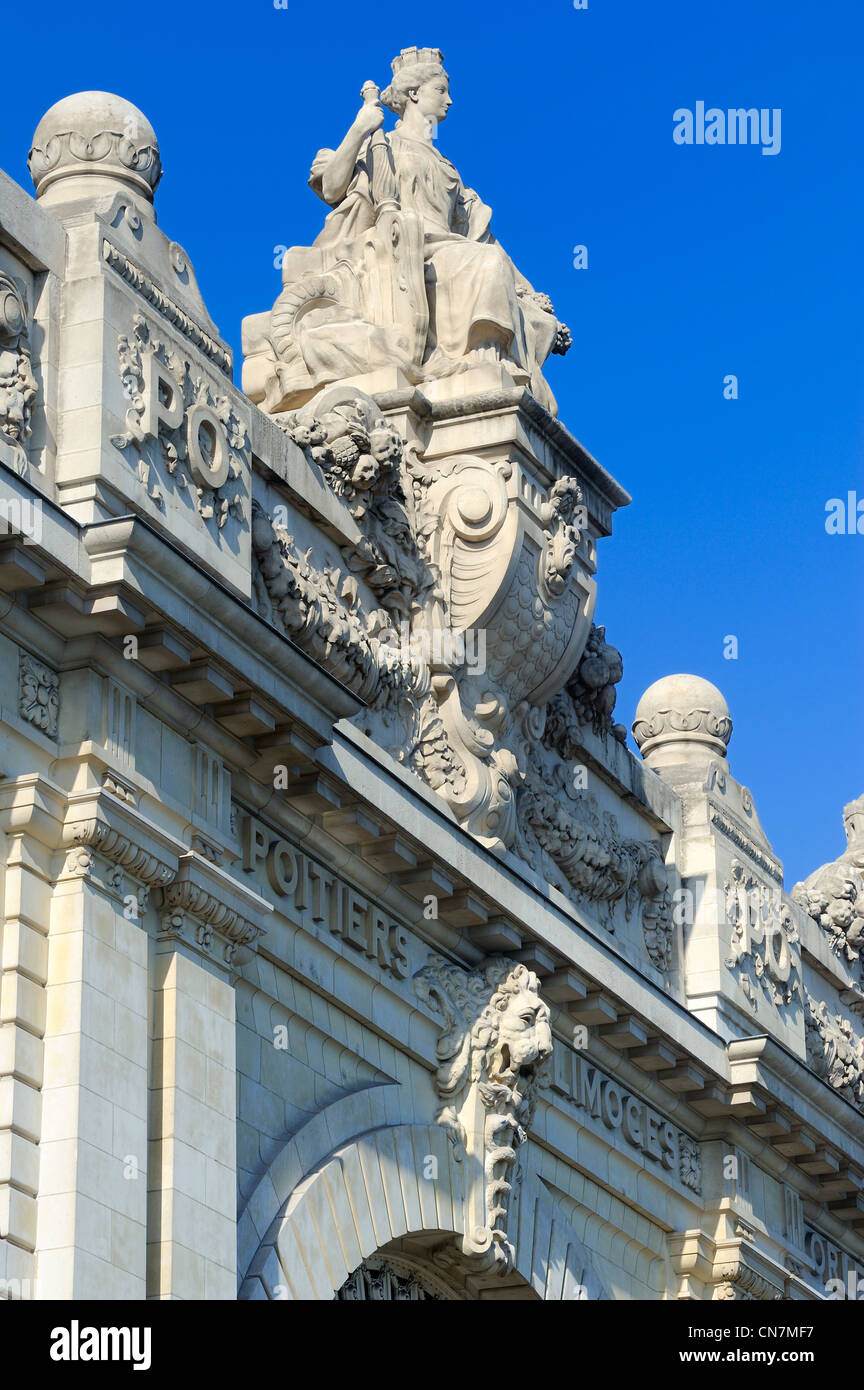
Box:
[414,956,552,1133]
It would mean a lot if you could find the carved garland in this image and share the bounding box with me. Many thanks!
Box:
[520,772,674,970]
[103,242,231,373]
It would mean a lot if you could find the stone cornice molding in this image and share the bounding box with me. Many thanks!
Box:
[670,1230,797,1301]
[153,850,272,960]
[81,515,362,731]
[668,1229,716,1289]
[709,806,783,883]
[711,1244,787,1302]
[728,1036,864,1174]
[102,240,231,374]
[0,771,68,849]
[62,786,179,888]
[373,384,631,514]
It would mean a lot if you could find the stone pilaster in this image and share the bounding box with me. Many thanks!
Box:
[33,788,176,1298]
[0,775,64,1298]
[147,852,270,1299]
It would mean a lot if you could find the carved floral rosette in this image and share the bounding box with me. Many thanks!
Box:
[18,651,59,737]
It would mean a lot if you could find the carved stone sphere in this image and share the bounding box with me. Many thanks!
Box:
[632,673,732,769]
[29,92,161,210]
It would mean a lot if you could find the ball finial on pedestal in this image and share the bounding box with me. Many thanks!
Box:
[632,673,732,771]
[28,91,161,212]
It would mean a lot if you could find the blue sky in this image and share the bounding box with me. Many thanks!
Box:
[2,0,861,885]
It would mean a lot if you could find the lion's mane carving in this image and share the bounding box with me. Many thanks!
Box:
[414,955,552,1271]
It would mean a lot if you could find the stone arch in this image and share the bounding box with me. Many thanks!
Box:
[238,1087,607,1301]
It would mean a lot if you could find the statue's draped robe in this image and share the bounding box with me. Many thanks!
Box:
[302,132,557,403]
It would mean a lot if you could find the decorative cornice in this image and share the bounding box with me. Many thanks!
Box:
[63,815,175,888]
[712,1260,784,1302]
[153,851,271,961]
[710,807,782,882]
[102,241,232,374]
[156,880,260,947]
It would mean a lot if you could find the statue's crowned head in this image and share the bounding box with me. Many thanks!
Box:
[381,46,449,117]
[843,794,864,850]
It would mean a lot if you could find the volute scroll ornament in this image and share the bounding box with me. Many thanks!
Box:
[256,386,606,859]
[240,52,630,869]
[407,453,598,853]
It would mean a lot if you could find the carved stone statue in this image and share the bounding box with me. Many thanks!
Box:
[793,794,864,967]
[0,274,37,473]
[414,956,552,1273]
[804,990,864,1108]
[243,47,570,416]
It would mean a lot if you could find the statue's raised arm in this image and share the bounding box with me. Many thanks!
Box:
[309,82,385,211]
[243,47,570,417]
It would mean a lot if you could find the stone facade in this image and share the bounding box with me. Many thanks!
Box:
[0,60,862,1303]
